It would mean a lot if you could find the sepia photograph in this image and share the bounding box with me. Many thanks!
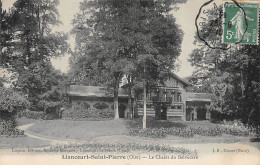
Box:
[0,0,259,165]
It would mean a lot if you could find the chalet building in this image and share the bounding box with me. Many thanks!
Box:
[67,73,212,121]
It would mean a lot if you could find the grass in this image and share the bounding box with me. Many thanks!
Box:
[0,136,51,149]
[126,117,221,130]
[27,119,129,140]
[11,117,258,146]
[16,117,41,126]
[126,117,187,129]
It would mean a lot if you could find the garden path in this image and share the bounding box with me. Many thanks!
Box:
[18,123,85,145]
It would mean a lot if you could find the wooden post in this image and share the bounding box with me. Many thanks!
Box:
[143,84,147,129]
[194,106,197,120]
[183,101,186,121]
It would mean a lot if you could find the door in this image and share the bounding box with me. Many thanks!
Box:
[160,106,167,120]
[119,104,126,118]
[186,108,193,121]
[197,107,207,120]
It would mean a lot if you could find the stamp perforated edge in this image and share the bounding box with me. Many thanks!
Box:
[222,0,260,45]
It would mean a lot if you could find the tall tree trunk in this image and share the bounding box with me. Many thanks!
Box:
[127,76,133,119]
[133,95,138,118]
[114,86,119,119]
[0,1,2,56]
[143,83,147,129]
[240,69,245,98]
[128,91,132,118]
[114,74,120,119]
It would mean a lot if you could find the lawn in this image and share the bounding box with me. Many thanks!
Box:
[9,117,258,146]
[27,119,129,140]
[126,117,187,129]
[16,117,41,126]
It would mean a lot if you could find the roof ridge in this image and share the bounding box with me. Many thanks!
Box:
[170,72,191,86]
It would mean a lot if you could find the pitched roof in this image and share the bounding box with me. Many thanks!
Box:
[184,92,212,102]
[169,73,191,86]
[121,72,191,88]
[67,85,129,98]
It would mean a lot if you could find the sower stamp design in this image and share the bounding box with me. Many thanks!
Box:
[223,2,259,45]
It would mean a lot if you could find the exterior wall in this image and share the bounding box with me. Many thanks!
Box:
[136,77,187,119]
[136,102,184,117]
[137,101,185,119]
[136,80,211,121]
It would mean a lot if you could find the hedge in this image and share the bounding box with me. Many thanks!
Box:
[17,110,45,119]
[62,105,114,120]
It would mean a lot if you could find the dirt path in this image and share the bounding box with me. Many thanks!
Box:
[18,123,88,145]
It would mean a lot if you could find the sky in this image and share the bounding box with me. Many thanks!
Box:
[2,0,215,78]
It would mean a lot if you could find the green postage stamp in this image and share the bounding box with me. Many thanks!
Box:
[223,1,259,45]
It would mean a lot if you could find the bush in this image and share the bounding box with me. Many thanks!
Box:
[62,104,114,120]
[130,125,253,139]
[0,88,29,113]
[18,110,45,119]
[0,119,24,137]
[46,142,194,154]
[130,127,167,138]
[44,113,58,120]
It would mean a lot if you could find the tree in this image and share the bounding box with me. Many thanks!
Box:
[0,87,29,119]
[0,0,69,111]
[189,5,260,126]
[71,0,184,122]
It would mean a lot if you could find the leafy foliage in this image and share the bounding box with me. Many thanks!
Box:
[130,124,254,138]
[46,142,194,154]
[62,102,114,120]
[0,87,29,114]
[70,0,185,119]
[189,5,260,126]
[0,0,69,111]
[17,110,45,119]
[0,120,24,137]
[0,87,28,137]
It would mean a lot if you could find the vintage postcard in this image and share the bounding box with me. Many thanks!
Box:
[0,0,260,165]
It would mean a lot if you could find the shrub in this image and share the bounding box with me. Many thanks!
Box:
[46,142,194,154]
[44,113,58,120]
[0,88,28,137]
[0,88,29,114]
[18,110,45,119]
[62,104,114,120]
[130,125,252,138]
[130,127,167,138]
[0,119,24,137]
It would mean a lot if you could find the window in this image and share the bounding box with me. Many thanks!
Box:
[178,93,182,102]
[147,104,154,108]
[177,105,182,109]
[138,93,143,100]
[174,91,178,102]
[172,90,182,102]
[147,90,151,101]
[138,104,143,108]
[171,106,176,109]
